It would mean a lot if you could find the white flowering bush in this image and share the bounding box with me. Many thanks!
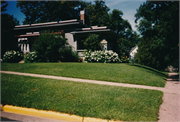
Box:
[85,50,121,63]
[2,50,23,63]
[24,51,38,63]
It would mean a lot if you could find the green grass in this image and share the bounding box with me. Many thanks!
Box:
[1,63,168,87]
[1,73,163,121]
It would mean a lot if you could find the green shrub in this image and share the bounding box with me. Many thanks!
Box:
[34,30,67,62]
[24,51,38,63]
[2,50,23,63]
[85,50,121,63]
[59,46,79,62]
[82,34,101,51]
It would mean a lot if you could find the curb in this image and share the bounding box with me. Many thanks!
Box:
[1,104,121,122]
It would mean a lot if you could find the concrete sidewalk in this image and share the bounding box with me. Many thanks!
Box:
[0,70,178,94]
[158,71,180,122]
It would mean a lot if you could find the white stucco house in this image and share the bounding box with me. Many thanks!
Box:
[14,10,119,57]
[129,45,138,61]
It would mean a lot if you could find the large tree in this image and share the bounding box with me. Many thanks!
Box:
[135,1,179,70]
[108,9,139,57]
[84,1,110,27]
[1,2,20,56]
[17,1,110,26]
[1,1,8,12]
[108,9,131,35]
[17,1,88,24]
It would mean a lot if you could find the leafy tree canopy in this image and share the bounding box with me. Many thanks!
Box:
[17,1,90,24]
[82,34,101,51]
[1,1,8,12]
[1,2,20,56]
[135,1,179,70]
[85,0,110,26]
[108,9,131,35]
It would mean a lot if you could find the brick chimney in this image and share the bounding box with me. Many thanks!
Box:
[80,10,85,24]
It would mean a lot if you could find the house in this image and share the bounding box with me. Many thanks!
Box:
[129,45,138,61]
[14,10,119,57]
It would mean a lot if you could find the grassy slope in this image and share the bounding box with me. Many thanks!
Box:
[1,74,163,121]
[1,63,168,87]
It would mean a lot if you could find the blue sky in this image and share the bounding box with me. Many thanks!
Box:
[3,0,146,32]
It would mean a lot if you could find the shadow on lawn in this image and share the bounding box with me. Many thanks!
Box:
[128,63,168,79]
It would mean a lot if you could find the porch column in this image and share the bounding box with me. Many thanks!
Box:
[18,38,20,48]
[24,44,26,52]
[21,43,23,51]
[27,44,30,52]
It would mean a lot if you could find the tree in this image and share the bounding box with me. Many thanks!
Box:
[17,1,89,24]
[1,1,8,12]
[82,34,101,51]
[85,1,110,27]
[17,1,111,27]
[108,9,131,35]
[34,30,67,62]
[135,1,179,70]
[1,2,20,56]
[108,9,140,58]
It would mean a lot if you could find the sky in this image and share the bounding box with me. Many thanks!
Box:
[3,0,146,32]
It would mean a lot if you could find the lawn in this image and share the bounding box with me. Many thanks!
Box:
[1,63,168,87]
[1,73,163,121]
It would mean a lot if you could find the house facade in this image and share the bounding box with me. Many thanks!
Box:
[14,10,119,57]
[129,45,138,61]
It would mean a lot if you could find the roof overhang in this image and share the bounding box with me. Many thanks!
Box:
[14,22,81,30]
[14,19,87,34]
[71,28,119,39]
[71,28,111,34]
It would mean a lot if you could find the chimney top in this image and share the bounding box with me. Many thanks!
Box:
[80,10,85,24]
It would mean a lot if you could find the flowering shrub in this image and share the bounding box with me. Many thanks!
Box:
[24,51,38,63]
[2,50,23,63]
[85,50,121,63]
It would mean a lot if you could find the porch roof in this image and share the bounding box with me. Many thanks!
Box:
[71,27,119,38]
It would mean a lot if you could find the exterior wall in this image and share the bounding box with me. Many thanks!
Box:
[129,46,138,60]
[65,33,77,51]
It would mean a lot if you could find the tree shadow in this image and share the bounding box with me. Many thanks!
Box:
[168,73,179,81]
[128,64,168,78]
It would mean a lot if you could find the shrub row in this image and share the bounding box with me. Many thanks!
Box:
[23,47,79,63]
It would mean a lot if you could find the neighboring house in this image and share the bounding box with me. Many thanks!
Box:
[14,10,119,57]
[129,45,138,61]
